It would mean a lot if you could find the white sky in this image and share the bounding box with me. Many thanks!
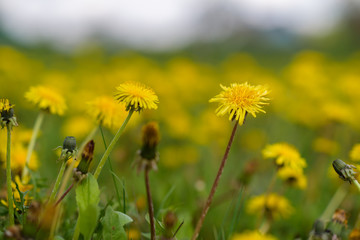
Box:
[0,0,348,50]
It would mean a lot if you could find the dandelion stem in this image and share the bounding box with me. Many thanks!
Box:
[145,167,156,240]
[55,182,75,207]
[320,183,348,221]
[22,111,44,179]
[259,219,271,234]
[94,110,134,179]
[191,122,238,240]
[99,125,122,210]
[49,161,67,203]
[73,220,80,240]
[6,123,14,226]
[353,179,360,192]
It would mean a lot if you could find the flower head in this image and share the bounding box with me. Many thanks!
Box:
[114,82,159,112]
[247,193,293,220]
[59,136,77,162]
[332,159,357,184]
[209,82,269,125]
[262,143,306,170]
[87,96,127,129]
[277,167,307,189]
[25,85,67,115]
[231,231,277,240]
[1,98,17,128]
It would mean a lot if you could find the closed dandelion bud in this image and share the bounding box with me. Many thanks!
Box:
[135,122,160,173]
[74,140,95,179]
[140,122,160,160]
[59,136,77,161]
[164,211,177,229]
[332,159,357,183]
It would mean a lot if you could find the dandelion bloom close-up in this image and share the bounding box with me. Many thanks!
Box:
[25,85,67,115]
[247,193,294,219]
[209,82,269,125]
[114,82,159,112]
[0,99,12,112]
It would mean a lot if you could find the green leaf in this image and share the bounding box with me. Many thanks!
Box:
[76,174,100,240]
[101,206,132,240]
[54,236,65,240]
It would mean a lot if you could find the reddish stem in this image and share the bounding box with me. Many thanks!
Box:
[145,167,156,240]
[191,122,238,240]
[55,182,74,207]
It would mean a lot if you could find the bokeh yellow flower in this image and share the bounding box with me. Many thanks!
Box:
[350,144,360,162]
[25,85,67,115]
[1,144,39,174]
[247,193,293,219]
[277,167,307,189]
[312,137,339,155]
[209,82,269,125]
[114,81,159,112]
[262,143,306,170]
[87,96,128,129]
[231,231,277,240]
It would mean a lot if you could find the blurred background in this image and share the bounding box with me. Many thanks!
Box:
[1,0,360,239]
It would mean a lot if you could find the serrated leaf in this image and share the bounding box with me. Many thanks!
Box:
[101,206,132,240]
[76,174,100,240]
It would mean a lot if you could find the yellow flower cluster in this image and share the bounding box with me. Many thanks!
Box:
[262,142,307,189]
[247,193,293,220]
[0,98,12,111]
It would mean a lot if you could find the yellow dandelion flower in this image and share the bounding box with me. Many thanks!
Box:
[350,144,360,162]
[25,85,67,115]
[114,82,159,112]
[277,167,307,189]
[209,82,269,125]
[247,193,293,220]
[0,98,12,111]
[231,231,278,240]
[87,96,128,129]
[262,143,306,170]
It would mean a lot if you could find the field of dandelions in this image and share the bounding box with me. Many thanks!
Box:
[1,46,360,240]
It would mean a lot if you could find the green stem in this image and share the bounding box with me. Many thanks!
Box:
[6,124,14,226]
[145,167,156,240]
[191,122,239,240]
[259,218,271,234]
[22,111,45,179]
[353,179,360,192]
[99,125,122,210]
[93,110,134,179]
[320,183,348,221]
[73,219,80,240]
[49,161,67,203]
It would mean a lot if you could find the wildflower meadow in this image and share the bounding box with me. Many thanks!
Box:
[1,47,360,240]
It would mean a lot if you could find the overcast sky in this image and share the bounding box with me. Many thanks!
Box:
[0,0,350,50]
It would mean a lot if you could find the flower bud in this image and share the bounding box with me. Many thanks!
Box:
[74,140,95,180]
[140,122,160,161]
[164,211,177,229]
[59,136,77,161]
[63,136,76,152]
[332,159,357,183]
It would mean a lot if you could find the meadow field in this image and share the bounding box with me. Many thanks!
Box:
[1,46,360,239]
